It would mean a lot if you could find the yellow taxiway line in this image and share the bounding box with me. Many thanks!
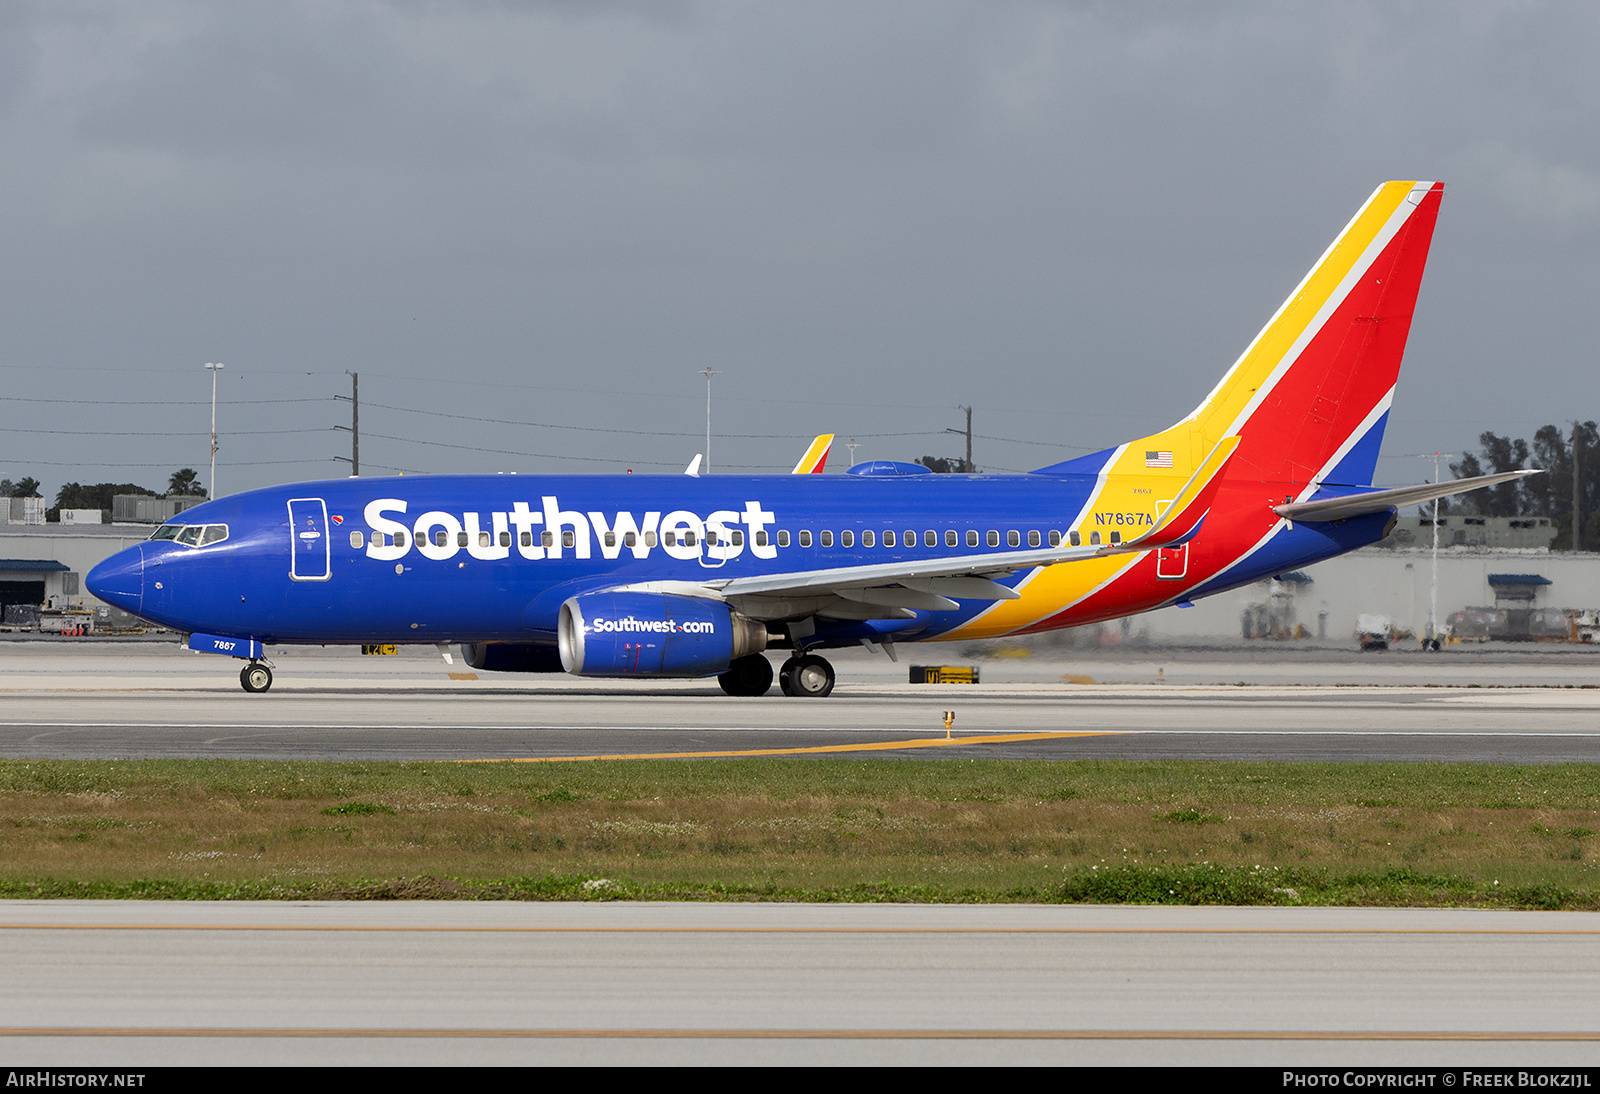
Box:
[465,730,1115,763]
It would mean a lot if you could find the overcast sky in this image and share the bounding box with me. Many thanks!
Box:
[2,1,1597,500]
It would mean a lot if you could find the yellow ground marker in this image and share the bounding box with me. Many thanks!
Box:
[467,731,1114,764]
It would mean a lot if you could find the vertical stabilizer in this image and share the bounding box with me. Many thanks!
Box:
[1037,181,1442,490]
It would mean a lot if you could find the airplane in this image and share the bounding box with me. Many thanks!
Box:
[87,180,1535,697]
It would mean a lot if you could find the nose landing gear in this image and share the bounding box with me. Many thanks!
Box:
[239,661,273,693]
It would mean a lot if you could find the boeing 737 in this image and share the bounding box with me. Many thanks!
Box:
[87,180,1532,696]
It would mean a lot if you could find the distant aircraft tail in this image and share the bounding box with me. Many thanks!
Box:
[1037,181,1444,492]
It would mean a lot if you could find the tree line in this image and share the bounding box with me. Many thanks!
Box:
[1451,422,1600,550]
[2,469,207,521]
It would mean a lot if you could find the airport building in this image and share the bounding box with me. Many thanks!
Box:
[1143,546,1600,644]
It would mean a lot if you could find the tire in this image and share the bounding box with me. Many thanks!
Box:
[717,654,774,697]
[240,663,273,693]
[784,654,835,698]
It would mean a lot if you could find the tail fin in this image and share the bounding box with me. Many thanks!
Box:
[1037,181,1443,489]
[792,434,834,474]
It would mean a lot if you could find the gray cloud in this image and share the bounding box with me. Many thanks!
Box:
[1,1,1597,497]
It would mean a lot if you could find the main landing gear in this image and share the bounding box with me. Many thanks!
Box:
[717,653,838,697]
[718,654,774,697]
[779,653,835,698]
[239,661,273,693]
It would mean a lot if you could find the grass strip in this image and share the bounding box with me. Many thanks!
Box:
[1,758,1596,906]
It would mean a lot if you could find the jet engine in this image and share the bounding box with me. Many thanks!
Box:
[557,592,767,677]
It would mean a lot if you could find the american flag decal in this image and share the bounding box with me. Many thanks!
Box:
[1145,451,1173,468]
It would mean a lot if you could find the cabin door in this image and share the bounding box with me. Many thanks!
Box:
[288,498,331,581]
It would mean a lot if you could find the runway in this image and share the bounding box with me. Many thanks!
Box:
[1,640,1598,762]
[2,901,1598,1065]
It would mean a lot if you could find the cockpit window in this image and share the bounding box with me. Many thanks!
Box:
[147,523,229,548]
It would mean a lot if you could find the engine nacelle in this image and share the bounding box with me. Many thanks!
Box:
[461,643,564,673]
[557,592,767,677]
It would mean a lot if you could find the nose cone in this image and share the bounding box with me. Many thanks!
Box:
[87,545,143,615]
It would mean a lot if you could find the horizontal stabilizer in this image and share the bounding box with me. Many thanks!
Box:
[1273,469,1542,522]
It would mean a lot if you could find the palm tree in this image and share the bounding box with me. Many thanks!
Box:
[168,468,206,497]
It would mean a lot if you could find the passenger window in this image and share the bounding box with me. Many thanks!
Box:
[1008,530,1020,547]
[201,525,229,546]
[625,532,637,547]
[394,531,407,548]
[665,532,677,547]
[500,531,511,548]
[987,530,999,547]
[707,531,719,547]
[684,531,696,547]
[777,530,789,547]
[732,530,744,547]
[821,530,834,548]
[967,530,978,547]
[479,532,492,548]
[435,530,448,547]
[1028,530,1041,547]
[604,531,617,548]
[456,531,469,547]
[924,530,936,547]
[863,529,875,547]
[1110,531,1122,544]
[349,531,364,549]
[1090,531,1101,546]
[645,531,658,547]
[799,531,812,548]
[520,531,532,548]
[903,530,915,548]
[542,531,554,548]
[177,526,203,546]
[1048,530,1061,547]
[945,530,957,547]
[1070,531,1080,546]
[563,531,576,548]
[841,530,854,548]
[754,531,766,547]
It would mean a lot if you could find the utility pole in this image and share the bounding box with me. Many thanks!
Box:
[846,438,859,468]
[701,368,719,474]
[204,362,224,498]
[1574,422,1584,552]
[944,406,974,472]
[335,372,360,477]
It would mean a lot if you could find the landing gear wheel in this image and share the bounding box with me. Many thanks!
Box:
[240,662,273,693]
[779,654,835,698]
[718,654,774,697]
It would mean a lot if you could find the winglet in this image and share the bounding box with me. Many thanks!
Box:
[1102,435,1241,553]
[792,434,834,474]
[684,454,702,477]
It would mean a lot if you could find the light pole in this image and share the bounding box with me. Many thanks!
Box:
[1421,451,1457,648]
[204,362,224,498]
[701,368,719,473]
